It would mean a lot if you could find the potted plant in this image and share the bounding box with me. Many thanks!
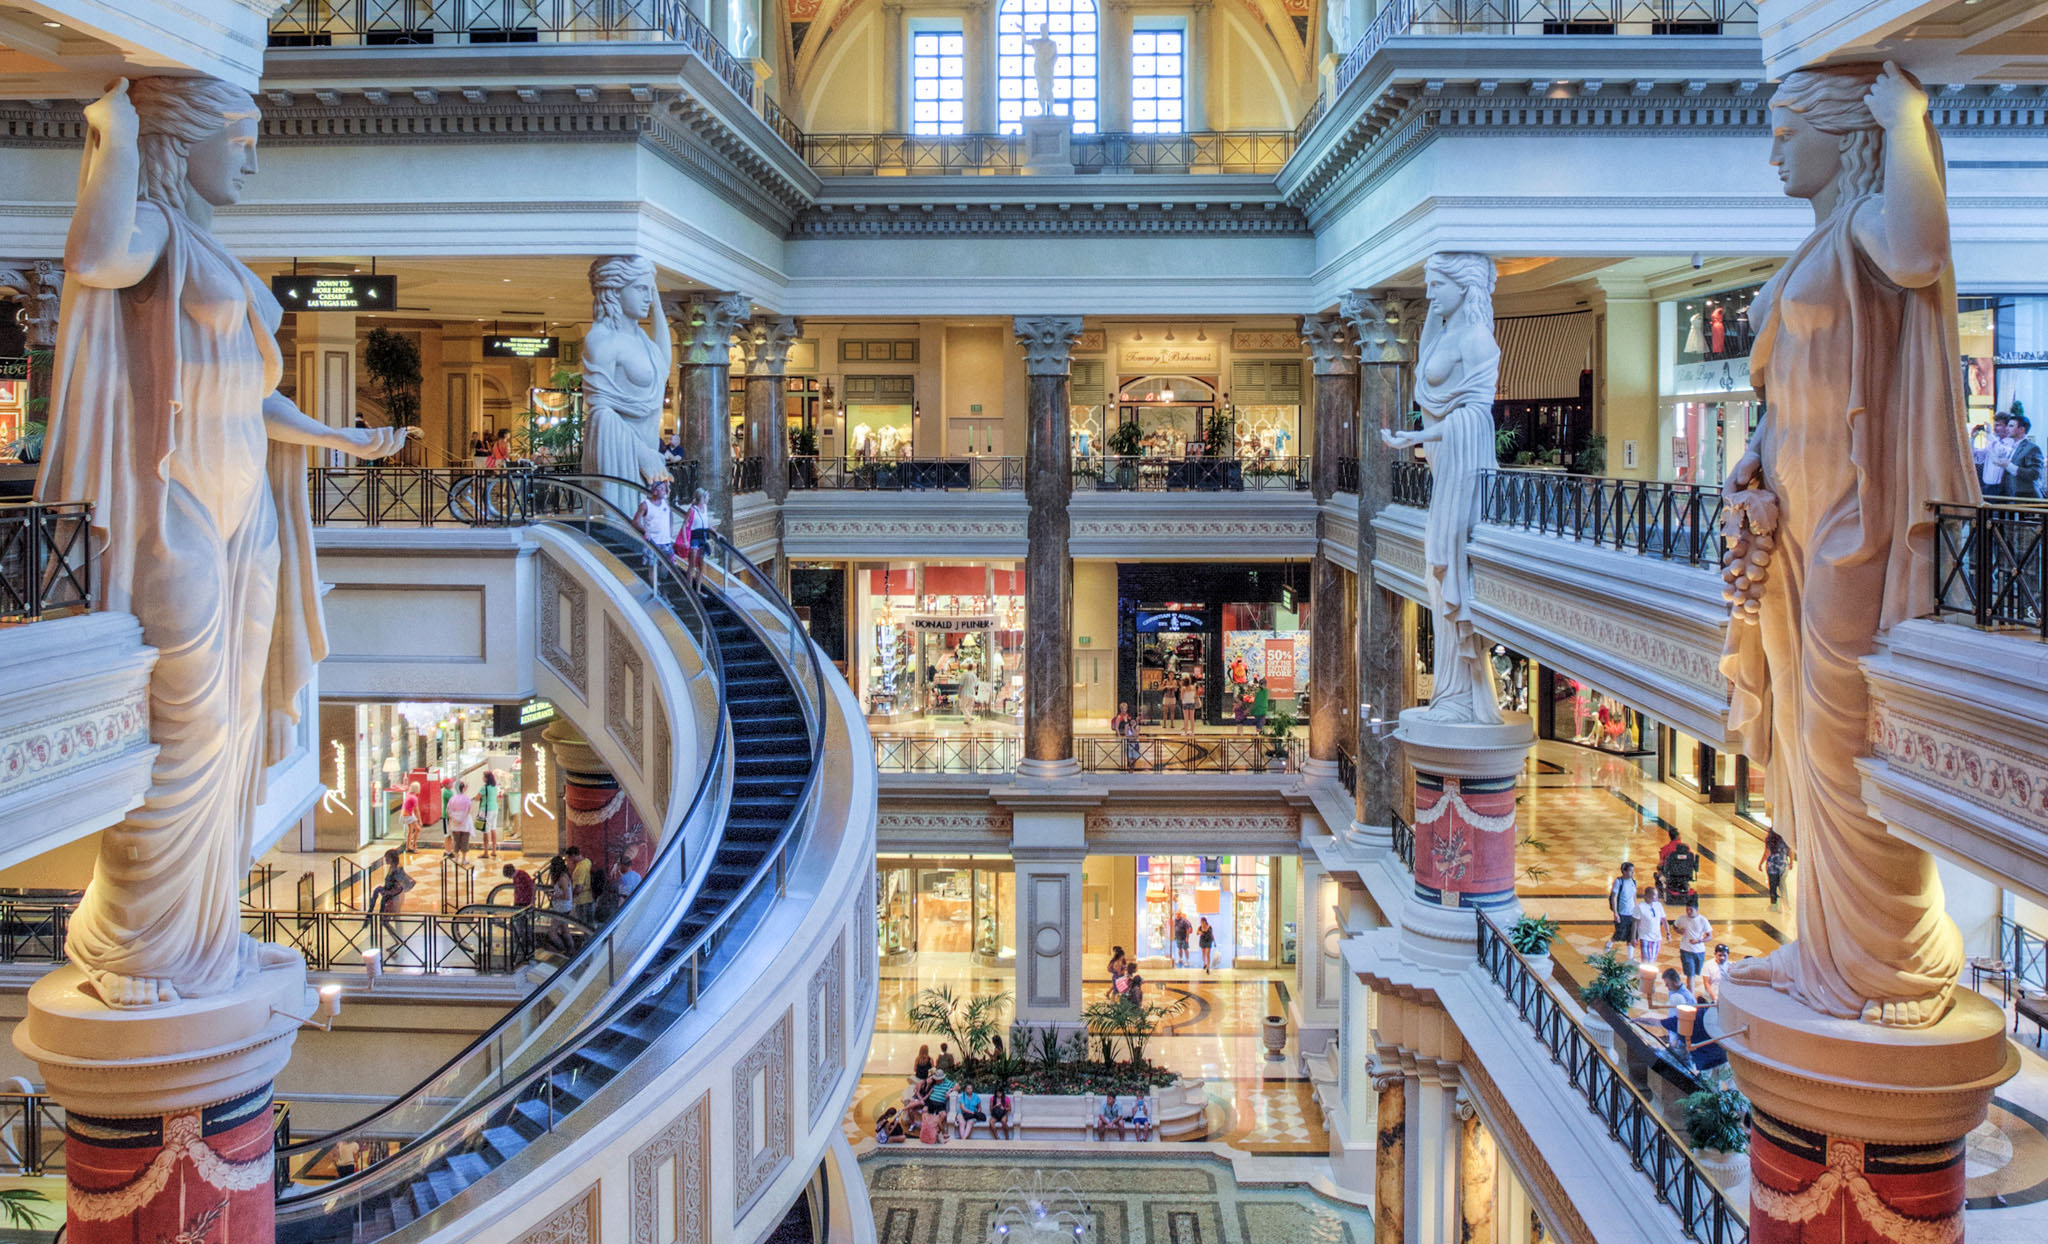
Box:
[1507,913,1560,981]
[789,426,819,488]
[1263,707,1298,772]
[1580,434,1608,475]
[1577,948,1639,1050]
[1105,420,1144,489]
[1680,1068,1752,1205]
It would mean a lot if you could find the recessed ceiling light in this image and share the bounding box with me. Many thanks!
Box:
[502,277,511,282]
[41,19,61,27]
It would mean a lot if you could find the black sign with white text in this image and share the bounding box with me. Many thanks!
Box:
[270,275,398,312]
[484,335,561,359]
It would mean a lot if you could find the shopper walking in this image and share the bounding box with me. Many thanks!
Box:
[2009,412,2044,499]
[1111,701,1141,770]
[1197,917,1215,972]
[371,848,415,915]
[1608,862,1638,948]
[504,861,536,907]
[1172,910,1193,967]
[567,846,595,923]
[1180,676,1199,734]
[445,781,476,864]
[1674,901,1713,988]
[1759,830,1792,909]
[680,486,715,589]
[1251,678,1270,732]
[1160,678,1179,729]
[400,780,423,854]
[1633,884,1668,966]
[478,771,502,859]
[634,478,678,575]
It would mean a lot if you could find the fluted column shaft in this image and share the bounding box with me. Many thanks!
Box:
[672,292,750,541]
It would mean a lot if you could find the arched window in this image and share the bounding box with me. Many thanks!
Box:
[996,0,1099,135]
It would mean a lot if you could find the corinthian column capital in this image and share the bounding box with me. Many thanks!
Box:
[1339,291,1412,365]
[1302,312,1356,376]
[671,292,751,366]
[741,315,802,377]
[0,259,63,349]
[1013,316,1085,376]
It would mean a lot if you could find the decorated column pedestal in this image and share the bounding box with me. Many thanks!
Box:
[1392,711,1535,965]
[1720,981,2016,1243]
[15,960,311,1244]
[544,720,647,879]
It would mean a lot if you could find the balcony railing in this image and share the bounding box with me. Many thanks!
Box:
[1335,457,1361,494]
[1475,911,1749,1244]
[1301,0,1759,144]
[1077,456,1310,493]
[789,456,1025,491]
[1933,501,2048,638]
[0,500,92,624]
[800,130,1295,177]
[1389,459,1433,508]
[871,732,1305,775]
[1391,811,1415,869]
[1480,469,1724,567]
[2000,916,2048,995]
[268,0,764,127]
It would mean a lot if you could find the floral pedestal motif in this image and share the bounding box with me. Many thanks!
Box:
[66,1086,277,1244]
[1395,711,1535,912]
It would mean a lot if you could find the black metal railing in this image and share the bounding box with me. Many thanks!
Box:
[732,455,765,494]
[1389,459,1433,508]
[0,500,92,623]
[1336,457,1361,494]
[1076,456,1310,493]
[1391,811,1415,868]
[2001,917,2048,995]
[800,130,1293,176]
[309,467,555,527]
[0,899,71,963]
[0,1092,67,1176]
[873,734,1021,774]
[1078,735,1305,774]
[1481,469,1724,567]
[266,1,767,137]
[1302,0,1758,150]
[1476,911,1749,1244]
[787,456,1025,491]
[1336,745,1357,796]
[1933,501,2048,637]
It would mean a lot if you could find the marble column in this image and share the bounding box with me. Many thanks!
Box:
[672,292,751,542]
[742,315,801,503]
[1406,1070,1459,1244]
[1340,291,1417,847]
[1374,1071,1405,1244]
[1720,979,2016,1244]
[1457,1099,1497,1244]
[1014,316,1084,781]
[1302,314,1355,778]
[295,311,358,467]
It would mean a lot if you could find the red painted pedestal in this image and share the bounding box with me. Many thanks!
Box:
[1411,771,1519,909]
[1748,1108,1963,1242]
[65,1085,277,1244]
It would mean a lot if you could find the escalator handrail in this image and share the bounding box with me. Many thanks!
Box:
[273,486,832,1231]
[275,479,730,1171]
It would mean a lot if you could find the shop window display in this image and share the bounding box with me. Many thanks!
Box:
[1550,676,1650,755]
[349,701,531,847]
[1136,604,1206,725]
[1136,854,1272,968]
[877,859,1016,967]
[1660,282,1767,482]
[1960,294,2047,446]
[857,563,1024,725]
[1220,601,1308,717]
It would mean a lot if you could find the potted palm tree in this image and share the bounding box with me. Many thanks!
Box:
[1577,948,1639,1051]
[1681,1068,1752,1208]
[1263,706,1298,772]
[1507,913,1561,982]
[1105,420,1144,490]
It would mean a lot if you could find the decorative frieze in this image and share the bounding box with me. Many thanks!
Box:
[0,690,148,797]
[1871,701,2048,835]
[791,201,1311,237]
[732,1010,792,1216]
[1472,575,1726,696]
[537,554,590,700]
[631,1097,709,1244]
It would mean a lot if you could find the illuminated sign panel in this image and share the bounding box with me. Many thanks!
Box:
[0,357,25,380]
[484,335,561,359]
[270,275,397,312]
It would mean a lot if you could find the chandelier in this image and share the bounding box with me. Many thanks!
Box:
[986,1170,1095,1244]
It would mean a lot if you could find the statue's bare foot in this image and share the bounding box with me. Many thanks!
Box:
[1860,989,1953,1029]
[1723,946,1792,988]
[82,971,181,1009]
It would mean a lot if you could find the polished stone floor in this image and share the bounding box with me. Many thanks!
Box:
[859,1150,1371,1244]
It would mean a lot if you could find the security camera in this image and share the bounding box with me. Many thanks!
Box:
[1690,252,1705,270]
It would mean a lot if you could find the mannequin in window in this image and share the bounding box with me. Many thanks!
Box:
[1684,309,1705,355]
[1709,304,1726,354]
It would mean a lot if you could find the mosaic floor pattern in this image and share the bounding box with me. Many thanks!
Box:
[860,1151,1370,1244]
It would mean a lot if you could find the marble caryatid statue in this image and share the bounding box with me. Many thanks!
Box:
[1381,252,1504,726]
[37,77,409,1009]
[1721,62,1976,1028]
[579,256,674,515]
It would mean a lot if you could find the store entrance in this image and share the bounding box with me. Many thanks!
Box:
[1136,854,1272,969]
[878,859,1016,968]
[1136,604,1208,725]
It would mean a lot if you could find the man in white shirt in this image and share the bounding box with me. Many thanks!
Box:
[1632,885,1667,966]
[634,479,677,571]
[1980,412,2016,497]
[1698,943,1731,1003]
[1674,901,1714,987]
[1609,862,1638,949]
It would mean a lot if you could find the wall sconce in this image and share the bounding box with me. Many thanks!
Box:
[362,948,383,990]
[1360,701,1395,737]
[273,984,344,1031]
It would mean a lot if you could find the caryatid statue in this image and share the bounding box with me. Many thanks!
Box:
[37,77,409,1008]
[1380,252,1505,726]
[1720,62,1976,1027]
[1027,21,1059,117]
[579,256,674,515]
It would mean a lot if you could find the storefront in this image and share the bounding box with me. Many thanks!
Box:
[1539,669,1653,756]
[1134,854,1275,969]
[853,562,1024,725]
[1659,282,1766,484]
[1661,726,1735,802]
[320,699,550,850]
[0,356,26,458]
[1114,374,1219,456]
[1960,294,2048,444]
[1116,564,1309,727]
[877,856,1015,967]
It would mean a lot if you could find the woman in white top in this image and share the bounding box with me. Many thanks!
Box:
[1633,885,1669,966]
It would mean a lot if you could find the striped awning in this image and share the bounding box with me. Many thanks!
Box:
[1494,312,1594,401]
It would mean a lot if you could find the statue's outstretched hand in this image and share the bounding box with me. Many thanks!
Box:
[1380,428,1411,450]
[347,426,414,461]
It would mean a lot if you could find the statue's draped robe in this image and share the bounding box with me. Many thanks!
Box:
[1723,192,1978,1017]
[578,323,671,516]
[1413,314,1504,724]
[36,200,322,1000]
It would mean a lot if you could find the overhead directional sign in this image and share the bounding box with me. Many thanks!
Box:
[484,335,560,359]
[271,274,397,312]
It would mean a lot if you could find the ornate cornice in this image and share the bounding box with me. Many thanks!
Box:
[788,200,1312,238]
[1014,316,1085,376]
